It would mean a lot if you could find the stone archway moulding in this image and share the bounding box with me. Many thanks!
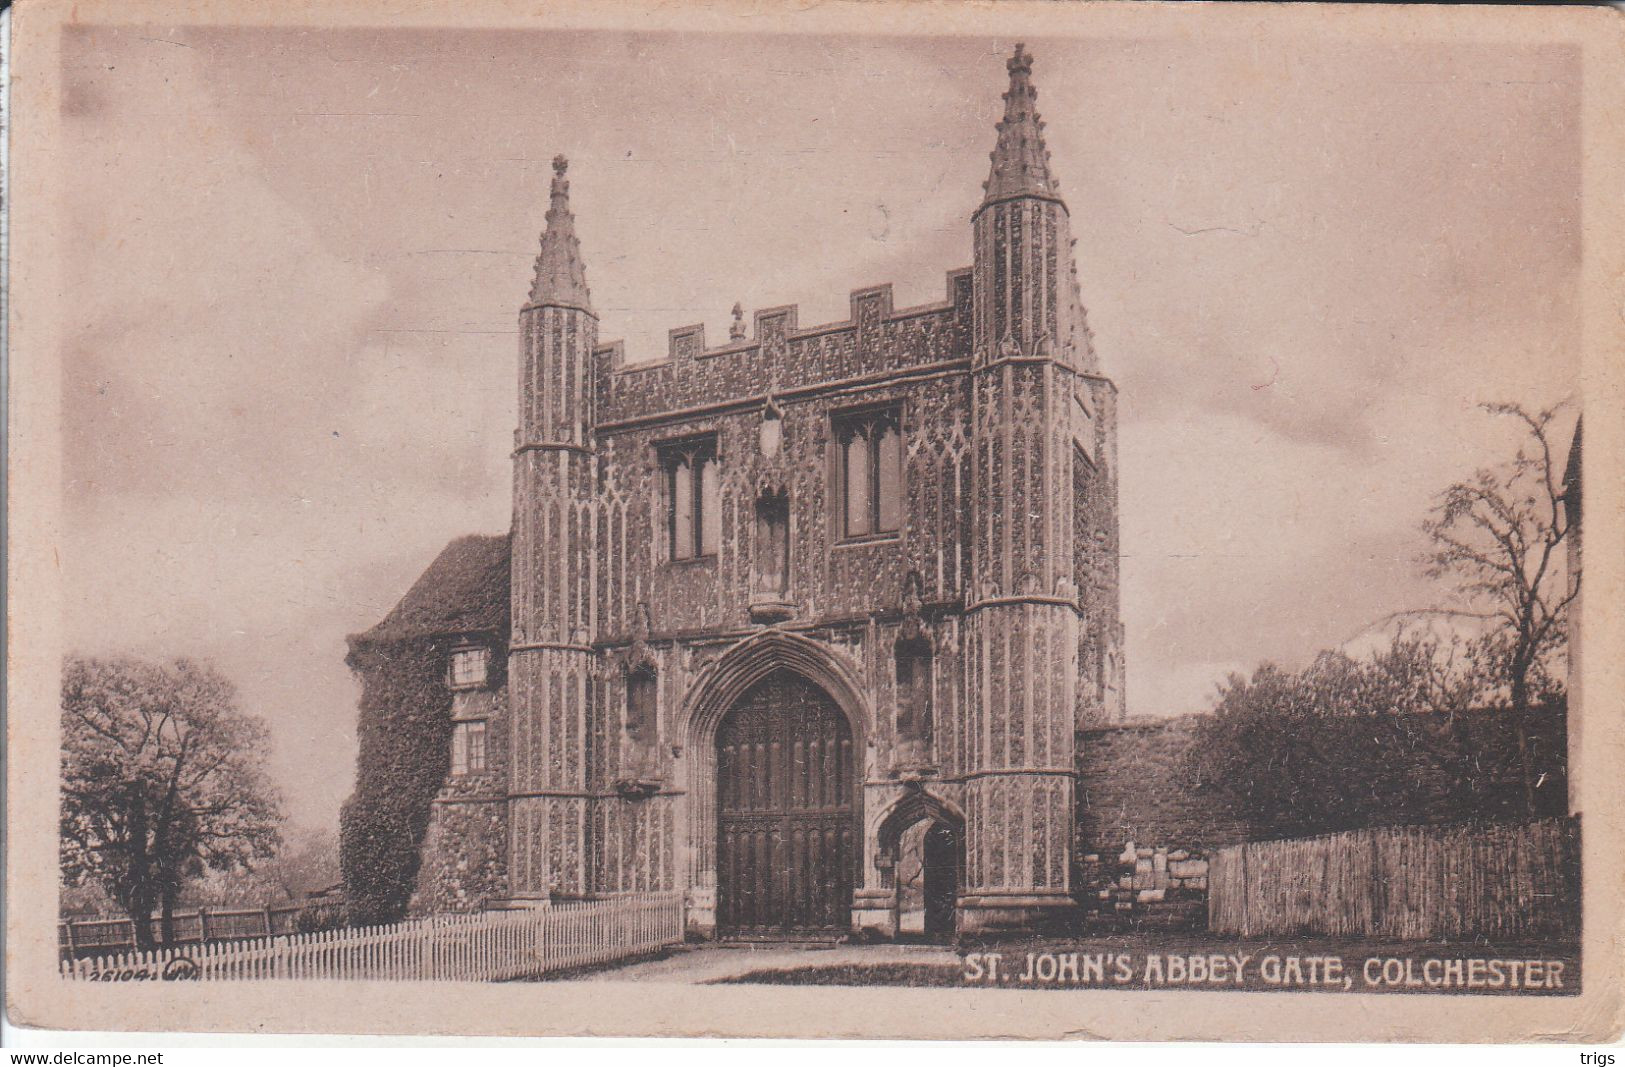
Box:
[676,629,873,908]
[677,628,871,746]
[875,785,967,855]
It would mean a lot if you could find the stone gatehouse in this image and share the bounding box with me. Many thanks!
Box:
[349,45,1124,939]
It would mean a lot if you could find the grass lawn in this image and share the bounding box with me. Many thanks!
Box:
[711,931,1581,996]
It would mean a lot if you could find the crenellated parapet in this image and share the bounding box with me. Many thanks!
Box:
[593,270,974,427]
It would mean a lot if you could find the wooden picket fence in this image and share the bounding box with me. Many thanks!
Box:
[1208,817,1579,940]
[60,892,685,982]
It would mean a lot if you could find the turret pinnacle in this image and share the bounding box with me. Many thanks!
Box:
[982,44,1057,204]
[528,155,593,311]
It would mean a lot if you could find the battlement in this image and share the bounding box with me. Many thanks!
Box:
[593,268,973,375]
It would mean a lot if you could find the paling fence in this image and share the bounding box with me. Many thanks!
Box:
[61,892,685,982]
[60,905,312,959]
[1208,817,1579,940]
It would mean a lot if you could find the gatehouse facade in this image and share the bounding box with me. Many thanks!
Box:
[359,45,1124,937]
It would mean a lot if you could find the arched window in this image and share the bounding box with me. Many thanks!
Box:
[661,437,720,560]
[836,409,903,539]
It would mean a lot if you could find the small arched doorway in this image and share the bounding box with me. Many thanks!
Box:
[879,790,965,940]
[715,669,855,939]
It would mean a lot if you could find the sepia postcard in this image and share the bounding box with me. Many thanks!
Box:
[6,0,1625,1044]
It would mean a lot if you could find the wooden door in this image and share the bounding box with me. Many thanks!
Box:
[716,671,855,939]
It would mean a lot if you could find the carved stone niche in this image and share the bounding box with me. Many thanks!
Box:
[748,408,796,624]
[890,571,938,778]
[614,604,664,799]
[749,482,794,624]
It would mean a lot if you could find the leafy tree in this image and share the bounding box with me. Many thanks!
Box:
[1418,402,1578,812]
[58,877,117,918]
[61,656,284,949]
[257,825,341,900]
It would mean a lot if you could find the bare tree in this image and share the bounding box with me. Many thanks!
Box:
[61,656,284,949]
[1420,401,1579,813]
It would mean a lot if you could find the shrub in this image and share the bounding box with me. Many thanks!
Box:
[1188,634,1566,840]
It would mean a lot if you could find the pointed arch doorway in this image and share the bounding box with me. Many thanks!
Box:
[879,789,966,940]
[715,669,855,940]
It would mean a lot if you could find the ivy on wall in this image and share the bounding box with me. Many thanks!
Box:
[338,534,511,925]
[338,636,455,926]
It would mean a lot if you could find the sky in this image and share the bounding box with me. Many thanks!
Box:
[58,26,1580,833]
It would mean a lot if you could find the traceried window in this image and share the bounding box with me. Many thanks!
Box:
[836,409,903,539]
[448,646,490,690]
[660,437,720,561]
[451,720,487,777]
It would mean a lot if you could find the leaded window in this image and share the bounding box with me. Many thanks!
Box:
[835,410,903,539]
[661,437,720,560]
[451,720,487,777]
[448,646,490,689]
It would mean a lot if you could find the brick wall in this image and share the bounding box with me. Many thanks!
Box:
[1076,715,1250,858]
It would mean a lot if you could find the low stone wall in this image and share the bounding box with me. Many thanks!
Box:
[1081,843,1210,897]
[1071,717,1234,926]
[1077,843,1210,926]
